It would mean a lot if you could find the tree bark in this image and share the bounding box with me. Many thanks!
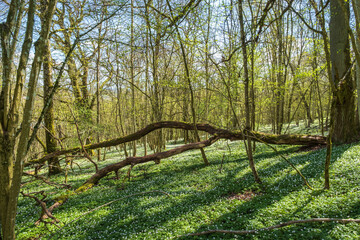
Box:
[0,0,57,238]
[130,0,137,156]
[0,1,37,238]
[330,0,358,143]
[275,2,285,134]
[43,27,61,176]
[353,0,360,125]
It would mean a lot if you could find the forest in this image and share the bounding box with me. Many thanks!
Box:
[1,0,360,239]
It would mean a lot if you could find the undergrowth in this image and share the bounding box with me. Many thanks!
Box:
[17,136,360,239]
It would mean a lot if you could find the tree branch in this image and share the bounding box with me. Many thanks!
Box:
[183,218,360,237]
[37,136,219,224]
[20,191,60,226]
[27,121,327,166]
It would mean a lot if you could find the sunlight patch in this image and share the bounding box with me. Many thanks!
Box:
[227,191,261,201]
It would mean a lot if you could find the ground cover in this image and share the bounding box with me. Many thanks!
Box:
[18,134,360,239]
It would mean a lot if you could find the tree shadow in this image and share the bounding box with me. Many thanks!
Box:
[19,142,356,239]
[176,143,355,239]
[46,155,258,239]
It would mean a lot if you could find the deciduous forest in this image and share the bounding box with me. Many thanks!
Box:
[1,0,360,239]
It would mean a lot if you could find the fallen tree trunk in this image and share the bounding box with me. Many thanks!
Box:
[36,126,325,221]
[26,121,326,222]
[38,136,220,221]
[27,121,326,166]
[78,136,219,191]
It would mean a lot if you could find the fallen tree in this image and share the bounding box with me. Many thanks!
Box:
[27,121,327,167]
[36,136,220,222]
[29,120,327,222]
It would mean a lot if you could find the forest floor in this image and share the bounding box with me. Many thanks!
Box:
[18,121,360,239]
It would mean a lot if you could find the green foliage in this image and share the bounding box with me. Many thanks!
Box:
[17,140,360,239]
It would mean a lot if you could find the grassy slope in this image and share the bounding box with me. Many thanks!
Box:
[17,130,360,239]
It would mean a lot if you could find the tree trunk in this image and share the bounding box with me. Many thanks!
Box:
[239,0,261,183]
[0,141,17,240]
[330,0,358,143]
[168,0,209,165]
[275,2,285,134]
[130,0,137,156]
[0,0,37,238]
[0,0,57,238]
[30,121,327,169]
[353,0,360,126]
[96,27,102,161]
[43,31,61,176]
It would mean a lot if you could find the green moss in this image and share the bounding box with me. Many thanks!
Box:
[54,190,74,204]
[75,182,94,194]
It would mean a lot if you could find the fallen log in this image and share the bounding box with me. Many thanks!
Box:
[38,136,220,221]
[37,128,324,221]
[27,121,326,166]
[30,121,326,226]
[81,136,220,189]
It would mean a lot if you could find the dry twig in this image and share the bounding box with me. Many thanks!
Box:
[20,191,60,226]
[23,172,72,189]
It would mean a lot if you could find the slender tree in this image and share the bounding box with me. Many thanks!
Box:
[239,0,261,183]
[43,31,62,175]
[0,0,57,238]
